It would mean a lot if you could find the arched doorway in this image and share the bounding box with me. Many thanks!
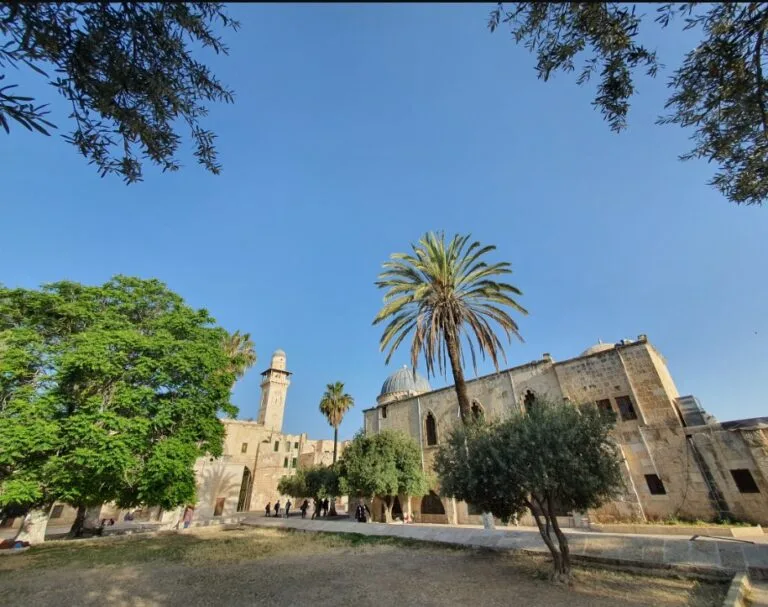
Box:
[237,467,252,512]
[392,496,403,521]
[420,491,448,523]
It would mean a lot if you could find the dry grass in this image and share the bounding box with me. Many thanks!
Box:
[0,526,728,606]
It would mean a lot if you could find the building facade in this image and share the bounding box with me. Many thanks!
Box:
[193,349,349,520]
[361,335,768,527]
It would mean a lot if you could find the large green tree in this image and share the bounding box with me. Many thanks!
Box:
[373,232,527,425]
[0,2,238,184]
[434,398,624,583]
[337,430,428,522]
[489,2,768,206]
[0,276,240,540]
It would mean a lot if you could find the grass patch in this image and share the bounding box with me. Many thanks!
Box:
[0,526,729,606]
[0,526,437,574]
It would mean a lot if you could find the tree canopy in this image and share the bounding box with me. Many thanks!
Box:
[0,276,241,535]
[489,3,768,206]
[277,465,338,502]
[373,232,527,424]
[337,430,427,521]
[434,399,623,582]
[0,3,238,184]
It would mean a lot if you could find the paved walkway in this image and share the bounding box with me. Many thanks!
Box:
[243,515,768,579]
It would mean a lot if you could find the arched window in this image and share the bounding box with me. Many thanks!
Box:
[471,400,484,421]
[421,491,446,515]
[523,389,536,408]
[425,412,438,446]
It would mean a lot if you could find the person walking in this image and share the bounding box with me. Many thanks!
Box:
[311,498,320,520]
[273,500,281,518]
[182,505,194,529]
[265,502,271,517]
[285,499,292,518]
[322,498,329,517]
[300,500,309,519]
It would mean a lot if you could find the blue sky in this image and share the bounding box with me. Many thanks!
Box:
[2,4,765,440]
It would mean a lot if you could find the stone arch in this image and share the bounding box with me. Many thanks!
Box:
[471,399,485,421]
[425,411,438,446]
[420,491,446,515]
[236,466,252,512]
[523,389,536,408]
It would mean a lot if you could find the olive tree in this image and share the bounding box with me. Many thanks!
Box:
[435,399,623,583]
[490,3,768,206]
[337,430,428,522]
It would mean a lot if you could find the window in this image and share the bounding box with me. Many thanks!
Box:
[283,457,289,468]
[523,389,536,408]
[425,412,438,446]
[381,405,388,419]
[596,399,612,413]
[50,505,64,519]
[293,441,299,449]
[471,400,484,421]
[292,457,297,468]
[285,441,290,451]
[731,469,760,493]
[274,441,279,452]
[214,497,225,517]
[645,474,666,495]
[615,395,638,421]
[241,442,248,453]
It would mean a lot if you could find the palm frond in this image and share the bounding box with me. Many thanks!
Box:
[373,231,528,383]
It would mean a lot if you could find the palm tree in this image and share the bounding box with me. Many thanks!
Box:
[223,330,257,382]
[373,231,527,425]
[319,381,355,464]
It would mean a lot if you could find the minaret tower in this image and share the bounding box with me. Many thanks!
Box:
[257,349,291,432]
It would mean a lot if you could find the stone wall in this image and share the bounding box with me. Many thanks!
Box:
[363,338,768,528]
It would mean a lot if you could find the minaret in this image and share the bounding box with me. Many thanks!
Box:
[257,349,291,432]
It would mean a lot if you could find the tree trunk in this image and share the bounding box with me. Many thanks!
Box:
[444,329,471,423]
[527,498,569,584]
[13,507,49,545]
[481,511,496,530]
[548,495,572,584]
[383,496,393,523]
[329,426,338,516]
[69,504,88,538]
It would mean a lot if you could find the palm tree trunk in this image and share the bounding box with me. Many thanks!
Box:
[329,425,339,516]
[445,329,471,424]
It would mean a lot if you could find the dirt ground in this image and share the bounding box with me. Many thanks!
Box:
[0,526,728,607]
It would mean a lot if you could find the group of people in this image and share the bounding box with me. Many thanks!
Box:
[354,502,371,523]
[265,497,333,519]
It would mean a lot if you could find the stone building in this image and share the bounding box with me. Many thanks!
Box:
[186,349,349,521]
[361,335,768,527]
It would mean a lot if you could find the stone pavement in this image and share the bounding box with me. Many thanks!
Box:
[242,515,768,579]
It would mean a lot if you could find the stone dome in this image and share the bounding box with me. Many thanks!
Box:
[272,349,286,358]
[581,341,615,356]
[377,366,431,405]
